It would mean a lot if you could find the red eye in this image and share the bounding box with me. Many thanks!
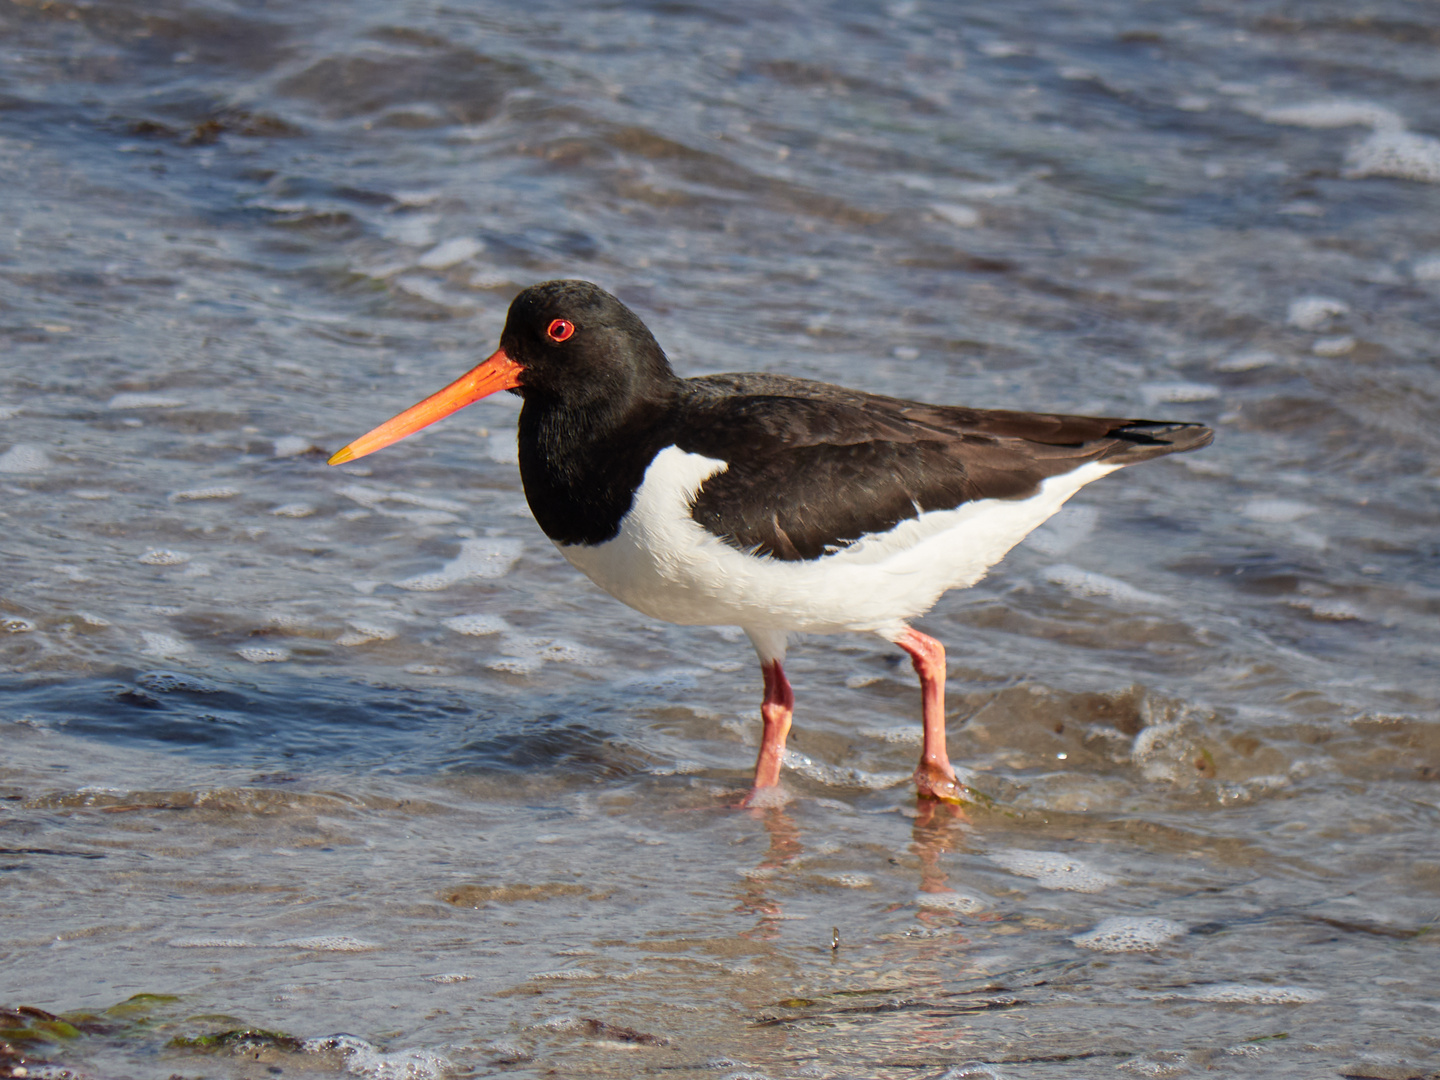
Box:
[546,318,575,343]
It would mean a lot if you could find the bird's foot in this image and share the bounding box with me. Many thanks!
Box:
[913,761,969,805]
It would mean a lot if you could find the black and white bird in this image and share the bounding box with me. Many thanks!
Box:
[330,280,1212,804]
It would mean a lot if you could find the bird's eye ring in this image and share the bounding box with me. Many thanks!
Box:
[547,319,575,343]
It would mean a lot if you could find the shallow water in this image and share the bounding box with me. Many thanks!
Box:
[2,0,1438,1077]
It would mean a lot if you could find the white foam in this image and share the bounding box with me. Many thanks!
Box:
[1139,381,1219,406]
[1312,335,1355,356]
[823,873,873,888]
[857,725,924,746]
[416,237,484,269]
[107,392,185,410]
[1288,597,1365,622]
[337,621,398,646]
[1043,564,1165,606]
[530,968,600,980]
[273,435,314,458]
[931,202,980,227]
[988,850,1115,892]
[169,486,238,502]
[168,937,255,948]
[139,549,191,566]
[426,972,470,983]
[1216,349,1277,372]
[1187,983,1322,1004]
[272,503,316,517]
[140,632,190,659]
[237,645,291,663]
[443,613,509,636]
[0,444,50,473]
[781,750,910,791]
[1241,498,1315,523]
[1286,296,1349,330]
[1072,916,1186,952]
[1260,100,1403,130]
[3,617,36,633]
[303,1034,451,1079]
[275,935,380,951]
[1345,128,1440,182]
[915,890,989,914]
[395,537,523,590]
[405,663,451,675]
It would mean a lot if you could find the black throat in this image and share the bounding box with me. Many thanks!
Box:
[516,387,679,547]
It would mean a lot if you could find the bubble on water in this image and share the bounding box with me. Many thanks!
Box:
[169,486,238,502]
[3,617,36,633]
[1288,597,1365,621]
[303,1034,451,1079]
[497,633,604,667]
[530,968,599,980]
[1215,349,1277,372]
[1413,255,1440,281]
[931,202,979,227]
[237,645,290,663]
[138,549,191,566]
[1345,127,1440,182]
[916,890,989,913]
[1118,1050,1188,1077]
[1241,498,1315,523]
[1043,565,1165,606]
[108,392,186,409]
[1312,335,1355,356]
[395,537,523,590]
[857,725,923,745]
[416,236,484,268]
[0,443,51,473]
[1259,99,1404,130]
[823,873,873,888]
[276,935,380,951]
[782,750,910,790]
[425,972,470,983]
[1072,916,1187,952]
[1139,381,1219,406]
[140,631,190,659]
[741,785,792,809]
[273,502,316,517]
[137,671,218,693]
[273,435,315,457]
[936,1064,1006,1080]
[444,613,509,636]
[1286,296,1349,330]
[337,621,398,646]
[988,850,1115,892]
[168,936,255,948]
[1187,984,1322,1004]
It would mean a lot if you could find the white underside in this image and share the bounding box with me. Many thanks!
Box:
[557,445,1119,646]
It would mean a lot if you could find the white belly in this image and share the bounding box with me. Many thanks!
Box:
[556,445,1118,635]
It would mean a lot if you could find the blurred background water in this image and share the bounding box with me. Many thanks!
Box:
[1,0,1438,1077]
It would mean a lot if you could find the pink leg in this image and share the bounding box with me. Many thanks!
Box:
[895,628,965,803]
[749,658,794,793]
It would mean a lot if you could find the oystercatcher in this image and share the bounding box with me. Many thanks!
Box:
[330,280,1212,804]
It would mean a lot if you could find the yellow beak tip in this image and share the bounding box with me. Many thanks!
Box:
[327,446,356,466]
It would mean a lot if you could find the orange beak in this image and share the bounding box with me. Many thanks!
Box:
[327,348,523,466]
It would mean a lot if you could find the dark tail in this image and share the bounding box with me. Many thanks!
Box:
[1102,420,1214,464]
